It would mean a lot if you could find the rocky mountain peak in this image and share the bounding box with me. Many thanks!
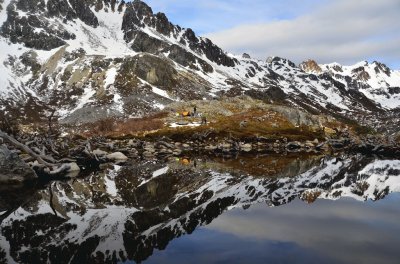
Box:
[122,0,176,39]
[352,66,371,82]
[267,56,297,68]
[299,59,322,74]
[0,0,399,130]
[242,53,251,59]
[331,64,343,73]
[372,61,391,76]
[125,0,153,26]
[0,0,102,50]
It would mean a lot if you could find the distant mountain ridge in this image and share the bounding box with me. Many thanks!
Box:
[0,0,399,132]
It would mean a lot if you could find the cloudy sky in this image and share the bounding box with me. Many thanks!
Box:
[144,0,400,69]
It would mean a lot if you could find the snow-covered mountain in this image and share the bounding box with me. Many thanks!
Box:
[0,0,399,127]
[0,155,399,263]
[301,59,400,109]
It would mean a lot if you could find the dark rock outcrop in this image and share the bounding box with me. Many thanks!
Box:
[67,0,99,27]
[1,0,76,50]
[129,30,169,53]
[118,54,177,88]
[242,53,251,59]
[352,66,371,82]
[167,44,213,73]
[373,61,391,76]
[122,0,237,67]
[0,146,37,183]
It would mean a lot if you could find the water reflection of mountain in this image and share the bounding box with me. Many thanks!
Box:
[0,155,399,264]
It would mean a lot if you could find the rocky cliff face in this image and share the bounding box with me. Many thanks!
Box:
[299,59,322,74]
[0,0,399,131]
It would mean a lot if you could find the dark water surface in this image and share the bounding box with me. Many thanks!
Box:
[0,154,399,264]
[147,196,400,264]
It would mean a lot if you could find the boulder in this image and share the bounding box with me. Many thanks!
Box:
[172,149,182,155]
[143,151,155,157]
[65,162,80,178]
[127,139,140,148]
[144,144,156,152]
[67,162,81,172]
[93,149,108,157]
[106,152,128,161]
[221,143,232,149]
[305,141,316,148]
[329,139,351,149]
[240,143,252,152]
[315,141,329,151]
[0,146,37,183]
[157,148,173,155]
[130,148,139,157]
[205,145,217,151]
[286,141,303,150]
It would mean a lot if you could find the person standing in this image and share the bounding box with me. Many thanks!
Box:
[201,114,207,125]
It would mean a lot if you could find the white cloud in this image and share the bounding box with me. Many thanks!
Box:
[205,0,400,68]
[143,0,329,34]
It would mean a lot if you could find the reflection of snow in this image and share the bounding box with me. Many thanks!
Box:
[104,165,122,197]
[64,206,138,256]
[104,175,118,197]
[1,156,400,263]
[322,159,400,201]
[138,166,170,187]
[0,232,16,264]
[153,166,170,178]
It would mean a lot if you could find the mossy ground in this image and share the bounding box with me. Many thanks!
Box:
[10,97,376,143]
[144,109,326,142]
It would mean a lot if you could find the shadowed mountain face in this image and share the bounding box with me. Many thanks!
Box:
[0,0,399,130]
[0,154,399,263]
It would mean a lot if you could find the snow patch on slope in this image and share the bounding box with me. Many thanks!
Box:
[61,7,135,57]
[104,67,118,88]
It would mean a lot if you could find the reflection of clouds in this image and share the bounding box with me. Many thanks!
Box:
[147,228,340,264]
[207,196,400,264]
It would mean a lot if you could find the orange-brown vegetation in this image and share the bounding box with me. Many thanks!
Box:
[301,190,323,204]
[146,109,326,142]
[209,153,322,178]
[60,98,375,142]
[79,112,168,138]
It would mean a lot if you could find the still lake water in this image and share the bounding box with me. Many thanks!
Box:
[0,154,399,264]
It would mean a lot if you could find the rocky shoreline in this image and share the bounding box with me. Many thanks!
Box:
[95,136,400,159]
[1,129,399,184]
